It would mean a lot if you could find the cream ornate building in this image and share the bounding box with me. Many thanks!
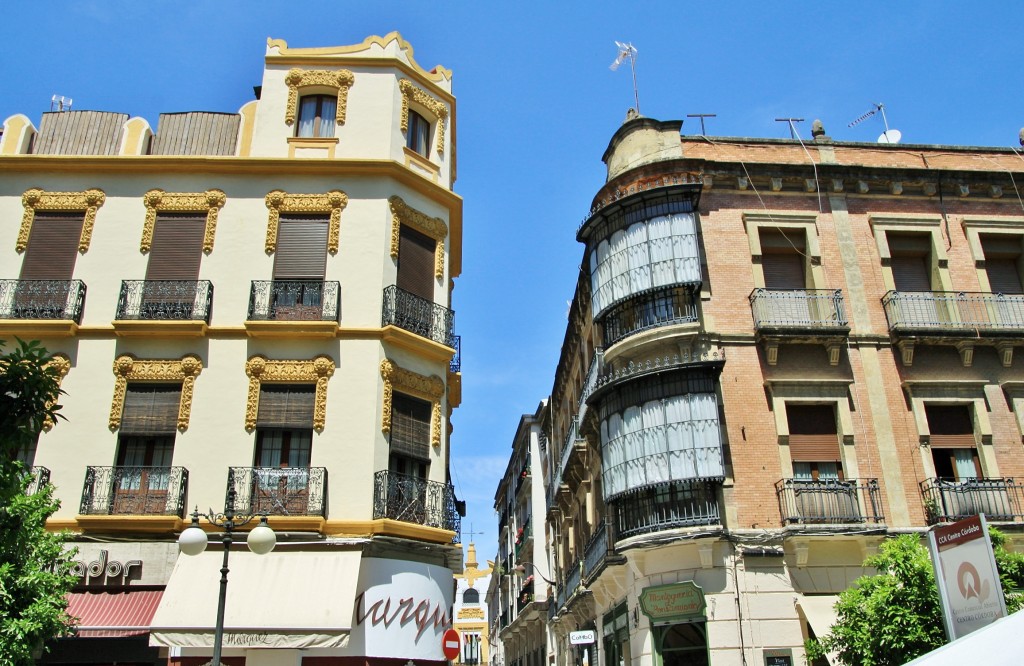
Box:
[495,115,1024,666]
[0,33,464,666]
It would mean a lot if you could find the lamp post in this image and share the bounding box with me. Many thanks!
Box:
[177,486,277,666]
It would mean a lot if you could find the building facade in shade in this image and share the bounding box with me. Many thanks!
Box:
[508,115,1024,666]
[493,404,555,666]
[453,543,493,666]
[0,33,464,666]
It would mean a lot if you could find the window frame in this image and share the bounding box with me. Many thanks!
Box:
[743,212,823,290]
[962,217,1024,293]
[295,93,338,139]
[903,380,997,480]
[869,214,951,293]
[406,109,432,157]
[766,379,857,480]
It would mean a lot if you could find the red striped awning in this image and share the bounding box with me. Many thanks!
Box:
[67,589,163,637]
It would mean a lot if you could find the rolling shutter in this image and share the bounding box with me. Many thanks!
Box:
[787,404,841,462]
[19,213,85,280]
[390,393,431,461]
[762,252,805,290]
[397,225,435,301]
[926,404,976,448]
[146,214,206,280]
[986,258,1023,294]
[273,216,328,279]
[889,234,932,291]
[120,385,181,435]
[256,385,315,428]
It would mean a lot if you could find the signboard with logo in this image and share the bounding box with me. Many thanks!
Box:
[638,581,706,624]
[927,514,1007,640]
[763,648,793,666]
[569,630,596,645]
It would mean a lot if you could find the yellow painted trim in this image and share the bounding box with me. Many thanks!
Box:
[45,519,82,533]
[380,359,445,448]
[447,371,462,410]
[322,518,457,543]
[237,101,258,157]
[403,147,440,183]
[113,320,208,337]
[267,32,453,89]
[121,118,151,156]
[399,80,448,156]
[0,321,78,337]
[18,188,106,253]
[284,69,354,127]
[76,515,185,533]
[287,136,339,159]
[388,195,447,278]
[1,115,32,155]
[264,189,348,255]
[381,325,455,364]
[41,354,71,432]
[110,354,204,431]
[244,320,339,338]
[245,355,335,432]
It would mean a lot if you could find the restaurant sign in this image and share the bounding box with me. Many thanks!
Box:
[638,581,706,623]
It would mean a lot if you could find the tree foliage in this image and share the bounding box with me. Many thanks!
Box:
[0,339,78,665]
[806,529,1024,666]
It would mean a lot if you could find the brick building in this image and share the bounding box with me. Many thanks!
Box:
[496,114,1024,666]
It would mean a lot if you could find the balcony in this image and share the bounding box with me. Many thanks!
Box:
[750,289,849,365]
[114,280,212,335]
[449,334,462,373]
[246,280,340,337]
[583,518,623,582]
[25,466,50,496]
[0,279,86,335]
[381,285,455,347]
[612,479,721,539]
[372,470,461,538]
[920,477,1024,525]
[599,285,698,348]
[227,466,327,517]
[514,520,531,560]
[883,291,1024,366]
[79,466,188,517]
[776,478,884,526]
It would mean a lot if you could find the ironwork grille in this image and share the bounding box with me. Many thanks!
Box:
[920,477,1023,524]
[248,280,339,321]
[611,479,721,538]
[381,285,455,346]
[0,279,86,322]
[25,466,50,496]
[599,285,698,347]
[749,288,848,330]
[227,466,327,517]
[116,280,212,322]
[79,466,188,517]
[372,469,461,539]
[776,478,883,525]
[883,291,1024,332]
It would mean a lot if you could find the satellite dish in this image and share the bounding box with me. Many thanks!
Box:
[878,129,902,144]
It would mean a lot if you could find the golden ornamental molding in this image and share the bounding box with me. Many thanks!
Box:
[379,359,445,449]
[399,80,448,155]
[245,355,335,433]
[264,190,348,255]
[388,195,447,279]
[18,188,106,253]
[284,68,355,127]
[41,354,71,433]
[109,354,204,432]
[142,189,227,254]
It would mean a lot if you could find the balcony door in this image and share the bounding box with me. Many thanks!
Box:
[787,404,859,522]
[981,234,1024,328]
[760,230,811,324]
[253,384,315,514]
[388,393,431,523]
[397,225,435,302]
[15,212,84,318]
[141,213,205,318]
[272,215,328,320]
[889,232,943,325]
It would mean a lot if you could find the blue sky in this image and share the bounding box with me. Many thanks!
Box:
[3,1,1023,558]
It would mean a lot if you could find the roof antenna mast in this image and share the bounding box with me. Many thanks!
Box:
[775,117,805,140]
[848,102,902,143]
[50,95,73,112]
[687,114,717,136]
[610,42,640,115]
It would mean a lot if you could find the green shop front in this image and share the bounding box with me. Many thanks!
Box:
[638,582,708,666]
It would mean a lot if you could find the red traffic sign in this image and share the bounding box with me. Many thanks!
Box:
[442,629,461,660]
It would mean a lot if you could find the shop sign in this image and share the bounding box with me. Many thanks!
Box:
[763,648,793,666]
[638,581,705,622]
[69,549,142,586]
[569,630,596,645]
[927,514,1007,640]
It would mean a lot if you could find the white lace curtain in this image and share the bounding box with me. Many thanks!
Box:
[601,392,723,500]
[590,213,701,315]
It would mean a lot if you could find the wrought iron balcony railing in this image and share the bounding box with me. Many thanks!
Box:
[583,518,614,580]
[776,478,884,525]
[883,291,1024,334]
[372,469,461,538]
[612,479,721,539]
[920,477,1024,524]
[381,285,455,346]
[116,280,212,322]
[248,280,340,322]
[0,279,86,322]
[227,466,327,517]
[563,557,582,601]
[599,285,698,347]
[750,288,849,331]
[79,466,188,517]
[449,334,461,373]
[25,466,50,496]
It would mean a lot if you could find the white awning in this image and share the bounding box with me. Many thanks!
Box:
[797,595,840,666]
[904,608,1024,666]
[150,549,361,649]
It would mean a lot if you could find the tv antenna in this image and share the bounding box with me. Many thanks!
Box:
[50,95,73,112]
[848,102,901,144]
[687,114,717,136]
[775,117,805,139]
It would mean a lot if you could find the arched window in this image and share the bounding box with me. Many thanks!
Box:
[407,110,431,157]
[463,588,480,604]
[297,95,337,138]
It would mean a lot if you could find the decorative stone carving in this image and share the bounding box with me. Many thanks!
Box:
[284,68,355,127]
[399,80,448,155]
[109,354,204,432]
[142,189,226,254]
[41,354,71,432]
[18,188,106,253]
[388,195,448,278]
[244,355,335,432]
[264,190,348,255]
[379,359,445,449]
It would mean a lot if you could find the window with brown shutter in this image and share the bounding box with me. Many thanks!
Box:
[256,385,315,429]
[273,215,328,280]
[19,212,85,281]
[925,404,975,448]
[390,392,431,462]
[787,404,842,463]
[981,235,1023,294]
[888,233,932,291]
[146,213,205,281]
[760,230,806,290]
[397,225,435,301]
[119,384,181,435]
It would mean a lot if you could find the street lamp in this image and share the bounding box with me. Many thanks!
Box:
[177,486,277,666]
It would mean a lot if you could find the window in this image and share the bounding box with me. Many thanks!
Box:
[463,588,480,604]
[787,404,843,481]
[141,213,205,318]
[16,212,85,318]
[980,234,1023,294]
[272,215,328,320]
[296,94,337,138]
[114,384,180,514]
[397,224,436,302]
[655,621,709,666]
[888,232,933,292]
[390,392,431,467]
[406,109,431,157]
[461,631,481,665]
[926,404,980,481]
[254,384,315,514]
